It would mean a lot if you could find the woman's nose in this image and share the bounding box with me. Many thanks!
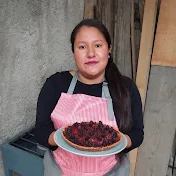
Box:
[87,47,95,58]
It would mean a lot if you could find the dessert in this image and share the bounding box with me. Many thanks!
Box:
[62,121,122,151]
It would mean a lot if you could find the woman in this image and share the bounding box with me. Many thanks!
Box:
[35,19,144,176]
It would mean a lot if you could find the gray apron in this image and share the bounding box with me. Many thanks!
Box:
[43,73,130,176]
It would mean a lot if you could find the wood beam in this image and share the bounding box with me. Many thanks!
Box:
[131,0,137,80]
[84,0,97,19]
[130,0,158,175]
[113,0,132,78]
[135,0,158,110]
[151,0,176,67]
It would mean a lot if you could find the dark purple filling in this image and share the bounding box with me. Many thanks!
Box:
[63,121,120,147]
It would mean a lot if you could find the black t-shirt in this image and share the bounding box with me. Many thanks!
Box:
[35,71,144,152]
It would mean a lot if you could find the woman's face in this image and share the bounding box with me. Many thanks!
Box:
[73,26,111,79]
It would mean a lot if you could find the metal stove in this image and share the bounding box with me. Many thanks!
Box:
[1,128,47,176]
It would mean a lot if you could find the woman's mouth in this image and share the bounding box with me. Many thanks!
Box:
[85,61,98,65]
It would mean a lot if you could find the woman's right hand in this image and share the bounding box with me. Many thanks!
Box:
[48,131,57,146]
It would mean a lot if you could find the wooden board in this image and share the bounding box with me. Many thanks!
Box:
[131,0,136,80]
[135,66,176,176]
[113,0,132,78]
[103,0,115,46]
[135,0,158,109]
[151,0,176,67]
[138,0,145,25]
[84,0,97,19]
[96,0,115,47]
[130,0,158,175]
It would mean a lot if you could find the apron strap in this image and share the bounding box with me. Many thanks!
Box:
[67,72,115,120]
[102,82,115,120]
[67,72,78,94]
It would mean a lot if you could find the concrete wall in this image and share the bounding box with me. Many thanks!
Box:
[0,0,84,175]
[135,66,176,176]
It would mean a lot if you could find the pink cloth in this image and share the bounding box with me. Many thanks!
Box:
[51,93,118,176]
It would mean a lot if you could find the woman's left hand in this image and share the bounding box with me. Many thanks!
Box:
[124,134,132,148]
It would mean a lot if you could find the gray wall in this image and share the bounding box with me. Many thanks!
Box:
[0,0,84,175]
[135,66,176,176]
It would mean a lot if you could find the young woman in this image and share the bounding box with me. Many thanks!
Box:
[35,19,144,176]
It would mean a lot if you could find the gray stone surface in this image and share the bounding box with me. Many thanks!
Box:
[0,0,84,175]
[135,66,176,176]
[167,131,176,176]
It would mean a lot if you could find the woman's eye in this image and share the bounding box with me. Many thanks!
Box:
[78,46,86,49]
[95,44,102,48]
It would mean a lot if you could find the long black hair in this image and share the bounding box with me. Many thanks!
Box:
[70,19,132,132]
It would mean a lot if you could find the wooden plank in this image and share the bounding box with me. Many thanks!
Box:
[151,0,176,67]
[130,0,158,175]
[135,66,176,176]
[94,0,101,21]
[104,0,115,47]
[112,0,118,59]
[131,0,136,80]
[113,0,132,78]
[138,0,145,26]
[134,27,141,75]
[99,0,105,24]
[134,1,142,76]
[96,0,115,50]
[129,148,138,175]
[135,0,158,109]
[84,0,97,19]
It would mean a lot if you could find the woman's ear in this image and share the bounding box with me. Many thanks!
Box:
[109,45,112,53]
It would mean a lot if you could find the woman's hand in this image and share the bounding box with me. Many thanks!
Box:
[124,134,132,148]
[48,131,57,146]
[117,128,132,149]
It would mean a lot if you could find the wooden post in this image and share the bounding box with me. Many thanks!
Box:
[138,0,145,26]
[103,0,115,46]
[135,0,158,109]
[114,0,132,78]
[94,0,102,21]
[129,0,158,176]
[131,0,136,80]
[84,0,97,19]
[151,0,176,67]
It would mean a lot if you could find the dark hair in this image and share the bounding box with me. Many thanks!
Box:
[70,19,132,132]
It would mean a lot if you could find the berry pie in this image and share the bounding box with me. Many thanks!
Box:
[62,121,122,151]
